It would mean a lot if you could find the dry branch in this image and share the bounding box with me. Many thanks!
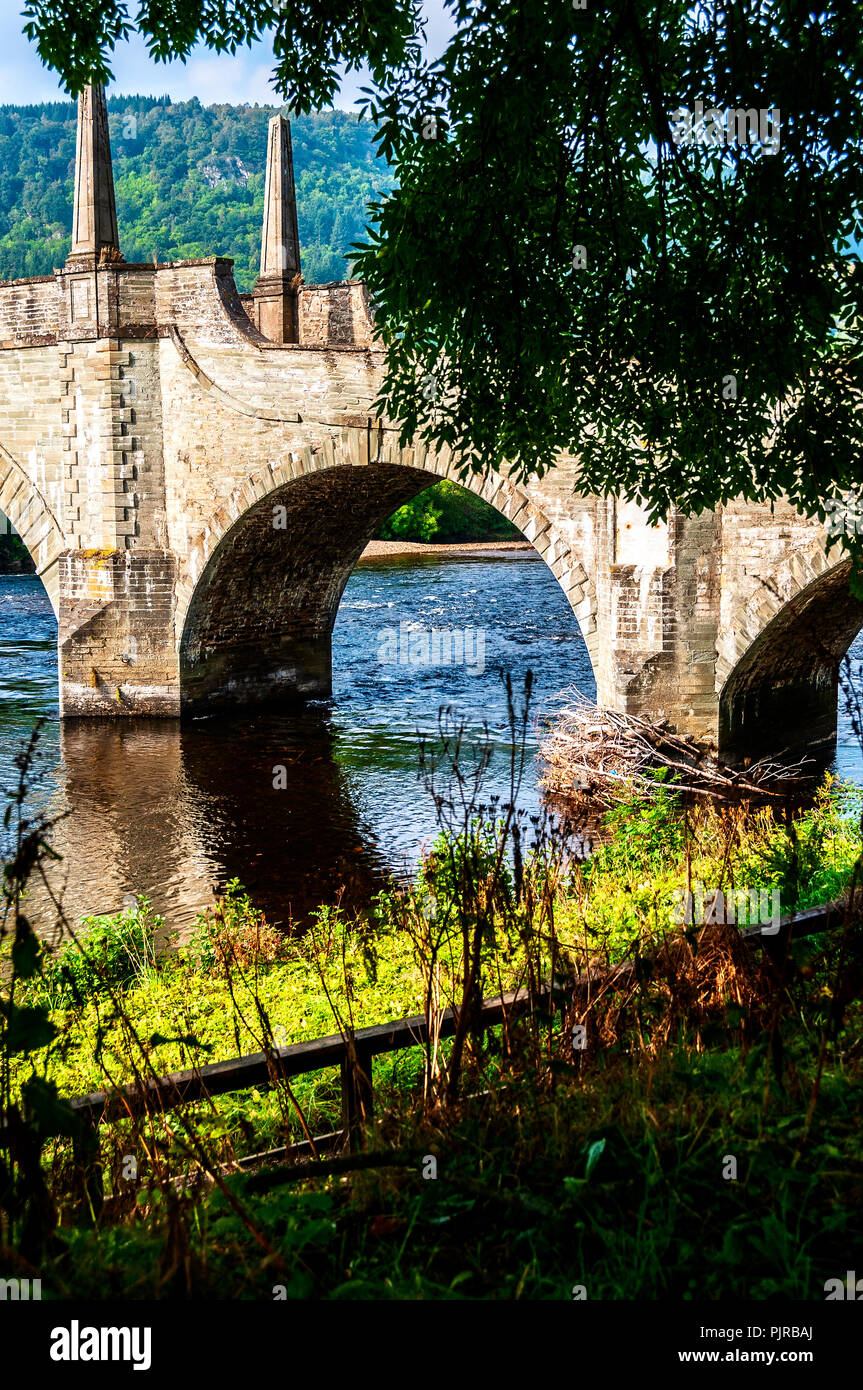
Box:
[538,687,815,810]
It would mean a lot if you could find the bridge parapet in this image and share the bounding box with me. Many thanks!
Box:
[0,276,58,348]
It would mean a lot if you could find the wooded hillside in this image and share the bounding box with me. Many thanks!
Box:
[0,96,388,288]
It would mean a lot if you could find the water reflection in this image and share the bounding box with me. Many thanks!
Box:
[6,552,863,939]
[177,711,389,926]
[2,552,595,934]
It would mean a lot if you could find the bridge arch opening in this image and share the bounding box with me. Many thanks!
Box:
[179,458,595,716]
[0,447,64,615]
[0,508,37,577]
[718,556,863,765]
[0,504,60,822]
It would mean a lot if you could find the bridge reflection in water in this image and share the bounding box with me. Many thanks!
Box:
[43,711,387,937]
[2,549,597,937]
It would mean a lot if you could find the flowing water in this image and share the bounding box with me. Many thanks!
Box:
[0,550,596,937]
[3,550,863,939]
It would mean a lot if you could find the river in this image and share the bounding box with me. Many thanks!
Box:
[0,550,597,937]
[2,550,862,939]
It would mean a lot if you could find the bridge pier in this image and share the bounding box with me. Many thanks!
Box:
[58,549,179,717]
[588,506,723,746]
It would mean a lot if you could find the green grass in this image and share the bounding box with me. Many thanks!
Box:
[36,1024,863,1301]
[5,776,863,1298]
[12,782,863,1138]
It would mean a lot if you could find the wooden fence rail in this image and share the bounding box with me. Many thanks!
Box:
[77,981,570,1215]
[67,980,569,1140]
[0,896,853,1214]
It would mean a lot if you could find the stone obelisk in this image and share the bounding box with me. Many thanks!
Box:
[66,83,122,270]
[252,114,301,343]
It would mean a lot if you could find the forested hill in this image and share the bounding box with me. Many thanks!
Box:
[0,96,389,289]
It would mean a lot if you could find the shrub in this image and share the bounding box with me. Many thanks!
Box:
[378,481,521,543]
[188,879,286,976]
[39,897,160,1005]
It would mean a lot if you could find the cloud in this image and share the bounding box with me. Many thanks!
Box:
[165,56,282,107]
[106,37,282,106]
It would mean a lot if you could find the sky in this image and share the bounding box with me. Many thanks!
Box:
[0,1,452,110]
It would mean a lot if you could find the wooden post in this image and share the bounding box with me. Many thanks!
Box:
[341,1039,374,1153]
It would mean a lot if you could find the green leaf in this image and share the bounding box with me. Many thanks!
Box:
[584,1137,606,1180]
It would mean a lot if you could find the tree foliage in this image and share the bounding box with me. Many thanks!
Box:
[16,0,863,540]
[354,0,863,534]
[0,529,35,574]
[21,0,423,113]
[378,480,521,541]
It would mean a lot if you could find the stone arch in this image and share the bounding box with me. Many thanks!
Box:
[715,532,847,692]
[718,545,863,762]
[0,440,64,614]
[176,427,597,715]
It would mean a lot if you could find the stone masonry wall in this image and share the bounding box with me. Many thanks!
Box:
[0,277,58,347]
[0,343,66,546]
[298,282,376,348]
[0,253,857,755]
[58,549,178,716]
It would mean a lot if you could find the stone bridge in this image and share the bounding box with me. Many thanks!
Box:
[1,86,860,763]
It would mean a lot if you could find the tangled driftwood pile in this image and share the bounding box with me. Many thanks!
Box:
[538,687,815,810]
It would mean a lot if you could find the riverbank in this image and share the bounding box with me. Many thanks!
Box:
[20,779,861,1099]
[4,779,863,1298]
[359,538,533,560]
